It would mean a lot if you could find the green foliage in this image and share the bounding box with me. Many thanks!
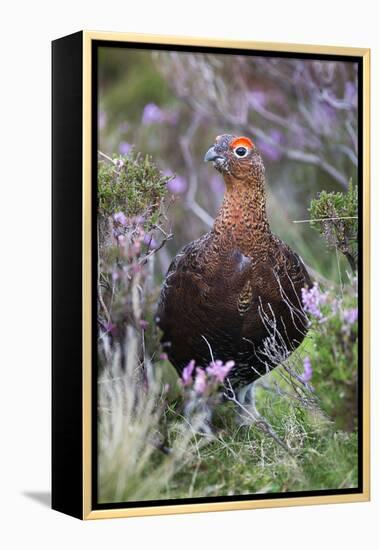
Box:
[99,379,358,504]
[98,152,170,221]
[97,151,172,371]
[159,394,358,499]
[303,283,358,431]
[309,181,358,271]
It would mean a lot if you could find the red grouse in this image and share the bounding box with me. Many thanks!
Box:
[157,134,311,400]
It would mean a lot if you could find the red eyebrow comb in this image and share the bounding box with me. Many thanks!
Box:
[230,136,254,149]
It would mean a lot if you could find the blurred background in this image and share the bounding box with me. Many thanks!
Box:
[98,46,358,282]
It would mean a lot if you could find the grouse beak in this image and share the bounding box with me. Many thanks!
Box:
[204,146,224,163]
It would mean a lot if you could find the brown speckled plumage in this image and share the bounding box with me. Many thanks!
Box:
[157,134,311,391]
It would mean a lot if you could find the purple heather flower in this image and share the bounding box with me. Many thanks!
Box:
[159,353,168,361]
[194,368,207,395]
[167,175,187,195]
[301,284,327,320]
[343,307,358,325]
[142,103,165,125]
[119,141,132,155]
[206,360,235,383]
[139,319,149,330]
[300,356,313,383]
[114,212,127,226]
[143,233,158,250]
[182,360,195,386]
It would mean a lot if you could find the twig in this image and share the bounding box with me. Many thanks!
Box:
[138,233,174,266]
[98,150,114,163]
[293,216,358,224]
[201,335,215,364]
[224,381,294,456]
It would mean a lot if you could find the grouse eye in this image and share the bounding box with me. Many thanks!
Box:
[234,146,248,158]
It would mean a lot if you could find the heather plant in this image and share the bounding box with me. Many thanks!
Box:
[309,181,358,272]
[301,279,358,431]
[304,182,359,429]
[180,359,235,432]
[97,151,173,366]
[98,151,170,219]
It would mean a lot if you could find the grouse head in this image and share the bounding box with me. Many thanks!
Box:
[204,134,264,182]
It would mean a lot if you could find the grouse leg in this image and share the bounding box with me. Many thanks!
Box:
[235,382,256,426]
